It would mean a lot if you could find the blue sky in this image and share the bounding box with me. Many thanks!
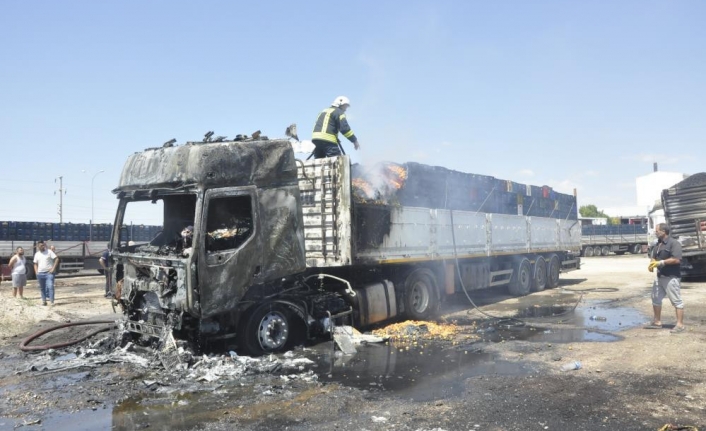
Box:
[1,1,704,224]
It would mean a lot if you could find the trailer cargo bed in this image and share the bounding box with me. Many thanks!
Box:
[298,157,581,268]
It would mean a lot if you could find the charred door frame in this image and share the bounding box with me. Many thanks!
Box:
[197,186,262,318]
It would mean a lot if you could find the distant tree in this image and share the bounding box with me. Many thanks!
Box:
[579,204,609,219]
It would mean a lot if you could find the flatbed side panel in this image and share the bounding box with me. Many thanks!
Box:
[530,217,560,250]
[0,241,35,257]
[581,234,648,245]
[559,219,582,252]
[435,210,488,257]
[46,241,85,257]
[299,156,352,267]
[489,213,529,253]
[355,207,581,263]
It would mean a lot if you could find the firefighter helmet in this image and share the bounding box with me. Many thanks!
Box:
[331,96,350,108]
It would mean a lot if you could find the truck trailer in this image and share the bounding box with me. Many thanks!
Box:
[108,137,581,355]
[580,222,648,257]
[661,172,706,278]
[0,239,106,279]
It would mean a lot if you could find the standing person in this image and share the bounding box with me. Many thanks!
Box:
[311,96,361,159]
[99,245,111,298]
[8,247,28,298]
[33,240,58,306]
[49,245,60,275]
[646,223,685,333]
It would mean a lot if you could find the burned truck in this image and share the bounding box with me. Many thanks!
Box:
[109,137,581,355]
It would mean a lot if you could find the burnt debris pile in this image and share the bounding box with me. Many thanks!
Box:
[351,162,578,219]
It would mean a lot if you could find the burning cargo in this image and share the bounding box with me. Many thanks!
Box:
[351,162,577,220]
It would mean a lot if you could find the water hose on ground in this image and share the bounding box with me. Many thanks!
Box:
[19,320,117,351]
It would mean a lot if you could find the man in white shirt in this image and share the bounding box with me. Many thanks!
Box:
[33,241,58,306]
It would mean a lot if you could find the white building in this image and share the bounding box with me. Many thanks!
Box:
[600,165,686,219]
[635,169,687,208]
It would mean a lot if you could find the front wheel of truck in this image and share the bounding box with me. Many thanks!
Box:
[403,269,439,320]
[238,302,295,356]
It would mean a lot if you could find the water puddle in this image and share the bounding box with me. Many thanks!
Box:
[471,299,647,344]
[512,300,647,331]
[490,326,620,343]
[305,343,531,401]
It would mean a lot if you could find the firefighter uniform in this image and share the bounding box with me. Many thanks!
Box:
[312,106,358,159]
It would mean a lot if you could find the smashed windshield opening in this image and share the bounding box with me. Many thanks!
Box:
[119,194,196,256]
[206,195,253,253]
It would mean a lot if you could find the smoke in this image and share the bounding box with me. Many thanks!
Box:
[352,162,407,203]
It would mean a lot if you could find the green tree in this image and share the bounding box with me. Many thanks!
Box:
[579,204,609,219]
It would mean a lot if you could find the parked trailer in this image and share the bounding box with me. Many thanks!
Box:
[580,224,648,257]
[662,172,706,278]
[108,138,581,355]
[0,240,106,279]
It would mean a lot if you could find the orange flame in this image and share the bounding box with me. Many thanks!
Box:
[384,164,408,190]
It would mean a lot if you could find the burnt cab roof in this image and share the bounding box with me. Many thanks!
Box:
[114,139,298,194]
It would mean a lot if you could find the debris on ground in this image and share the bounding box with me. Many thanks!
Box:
[372,320,463,341]
[333,325,387,354]
[20,329,320,387]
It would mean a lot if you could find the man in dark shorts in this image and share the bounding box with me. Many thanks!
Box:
[646,223,685,333]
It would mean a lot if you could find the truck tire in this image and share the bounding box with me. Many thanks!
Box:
[632,244,642,254]
[601,246,610,256]
[403,268,439,320]
[546,254,561,289]
[583,246,594,257]
[25,264,36,280]
[531,256,547,292]
[237,302,295,356]
[508,258,532,296]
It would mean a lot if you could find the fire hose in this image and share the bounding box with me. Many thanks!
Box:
[19,320,117,352]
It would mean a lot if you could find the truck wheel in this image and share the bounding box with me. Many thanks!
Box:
[238,303,294,356]
[403,269,439,320]
[531,256,547,292]
[25,265,36,280]
[601,246,610,256]
[632,244,642,254]
[508,258,532,296]
[583,247,594,257]
[546,254,561,289]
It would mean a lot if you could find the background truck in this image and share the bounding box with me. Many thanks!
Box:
[661,172,706,278]
[579,217,649,257]
[0,240,105,279]
[0,222,159,279]
[109,137,581,355]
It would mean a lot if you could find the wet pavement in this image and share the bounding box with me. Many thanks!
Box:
[0,296,653,430]
[301,299,648,399]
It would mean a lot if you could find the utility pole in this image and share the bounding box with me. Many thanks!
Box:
[83,169,105,241]
[55,176,64,223]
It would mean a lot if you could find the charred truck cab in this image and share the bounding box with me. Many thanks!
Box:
[111,137,581,355]
[111,139,314,353]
